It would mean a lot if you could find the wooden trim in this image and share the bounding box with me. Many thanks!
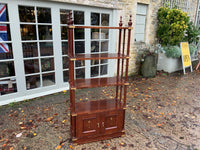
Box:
[124,83,129,86]
[72,113,77,117]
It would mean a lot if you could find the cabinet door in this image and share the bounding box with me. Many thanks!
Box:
[102,110,124,134]
[76,113,100,138]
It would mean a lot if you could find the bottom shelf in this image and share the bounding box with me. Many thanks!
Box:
[74,99,125,115]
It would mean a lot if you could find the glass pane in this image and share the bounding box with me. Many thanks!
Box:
[75,60,85,67]
[63,70,69,82]
[75,29,84,39]
[75,41,85,54]
[101,41,108,52]
[101,59,108,64]
[63,56,69,69]
[91,66,99,77]
[91,13,100,25]
[76,68,85,79]
[22,42,38,58]
[0,4,9,22]
[62,42,68,55]
[37,7,51,23]
[40,42,53,56]
[26,75,40,90]
[19,6,35,22]
[74,11,84,25]
[0,79,17,95]
[91,29,99,39]
[100,65,107,75]
[20,25,36,40]
[61,26,68,40]
[101,14,109,26]
[101,29,109,39]
[0,43,13,60]
[24,59,39,74]
[91,41,99,53]
[91,60,99,65]
[0,24,11,41]
[0,61,15,78]
[38,25,52,40]
[42,73,55,87]
[60,9,70,24]
[41,58,54,72]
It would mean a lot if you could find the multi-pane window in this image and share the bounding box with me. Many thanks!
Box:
[135,4,148,42]
[0,3,16,96]
[60,10,85,82]
[90,13,109,77]
[19,6,55,90]
[162,0,189,12]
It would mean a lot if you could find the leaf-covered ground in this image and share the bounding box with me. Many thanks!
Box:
[0,71,200,150]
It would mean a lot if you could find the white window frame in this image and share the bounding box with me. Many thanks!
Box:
[0,0,116,105]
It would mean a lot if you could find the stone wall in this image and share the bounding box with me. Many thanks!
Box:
[49,0,198,74]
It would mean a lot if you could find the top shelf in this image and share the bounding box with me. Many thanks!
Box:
[67,25,133,30]
[68,53,129,61]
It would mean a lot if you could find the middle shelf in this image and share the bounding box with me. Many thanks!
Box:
[70,77,127,89]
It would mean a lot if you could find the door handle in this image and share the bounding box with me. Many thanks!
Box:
[97,123,100,128]
[102,122,104,127]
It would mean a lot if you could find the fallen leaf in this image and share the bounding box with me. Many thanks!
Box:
[45,117,53,122]
[56,145,61,149]
[16,133,22,138]
[34,133,37,136]
[2,144,7,147]
[9,147,13,150]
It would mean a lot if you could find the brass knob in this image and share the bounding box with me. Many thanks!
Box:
[88,120,91,124]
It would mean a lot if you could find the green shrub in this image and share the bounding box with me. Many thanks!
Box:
[189,43,197,55]
[157,7,189,46]
[183,21,200,44]
[164,45,181,58]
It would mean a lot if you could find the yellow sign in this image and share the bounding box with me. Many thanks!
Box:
[181,42,191,67]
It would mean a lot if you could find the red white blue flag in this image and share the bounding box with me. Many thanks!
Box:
[0,4,9,53]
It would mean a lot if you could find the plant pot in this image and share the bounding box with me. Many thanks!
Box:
[157,53,182,73]
[141,55,157,78]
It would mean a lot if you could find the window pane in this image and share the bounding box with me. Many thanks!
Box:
[0,79,17,95]
[91,13,100,25]
[75,29,84,39]
[62,42,68,55]
[101,41,108,52]
[101,59,108,64]
[63,70,69,82]
[41,58,54,72]
[61,26,68,40]
[100,65,107,75]
[74,11,84,25]
[20,25,36,40]
[60,9,71,24]
[22,42,38,58]
[101,29,109,39]
[91,60,99,65]
[75,60,85,67]
[0,61,15,78]
[101,14,109,26]
[91,66,99,77]
[26,75,40,90]
[0,4,9,22]
[19,6,35,22]
[37,7,51,23]
[91,41,99,53]
[63,56,69,69]
[40,42,53,56]
[75,41,85,54]
[91,29,99,39]
[0,24,11,41]
[76,68,85,79]
[38,25,52,40]
[42,73,55,87]
[0,43,13,60]
[24,59,39,74]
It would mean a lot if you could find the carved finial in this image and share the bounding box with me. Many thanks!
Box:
[119,16,123,27]
[69,11,74,25]
[128,15,132,27]
[67,13,70,25]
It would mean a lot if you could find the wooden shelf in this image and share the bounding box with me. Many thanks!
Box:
[68,53,129,61]
[71,77,126,89]
[73,99,124,115]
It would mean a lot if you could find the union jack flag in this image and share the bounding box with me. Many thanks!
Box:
[0,4,9,53]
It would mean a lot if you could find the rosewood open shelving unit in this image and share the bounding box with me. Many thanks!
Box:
[67,12,132,145]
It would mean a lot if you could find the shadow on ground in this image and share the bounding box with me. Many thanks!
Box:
[0,71,200,150]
